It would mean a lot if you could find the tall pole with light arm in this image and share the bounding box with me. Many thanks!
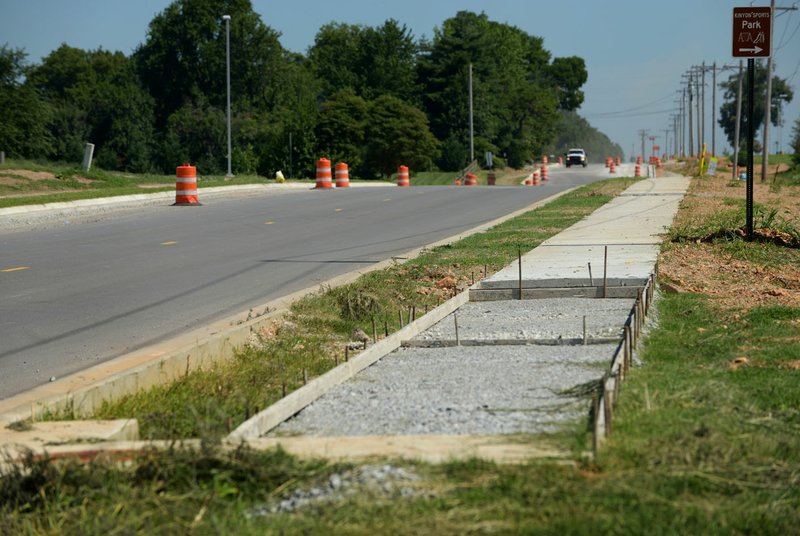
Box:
[223,14,233,177]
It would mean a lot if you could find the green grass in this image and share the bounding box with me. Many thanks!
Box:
[4,174,800,533]
[3,294,798,533]
[0,158,283,208]
[75,177,638,440]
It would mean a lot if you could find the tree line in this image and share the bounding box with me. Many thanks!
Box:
[0,1,623,178]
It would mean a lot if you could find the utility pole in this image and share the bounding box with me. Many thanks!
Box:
[687,73,694,157]
[638,129,648,161]
[680,88,686,157]
[701,61,706,153]
[674,114,680,158]
[663,128,671,159]
[711,61,717,156]
[222,14,233,178]
[468,63,474,163]
[761,0,776,182]
[695,69,702,156]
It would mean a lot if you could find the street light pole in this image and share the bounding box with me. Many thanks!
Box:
[223,14,233,178]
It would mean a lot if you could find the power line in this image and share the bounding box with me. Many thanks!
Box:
[591,108,677,120]
[585,92,675,117]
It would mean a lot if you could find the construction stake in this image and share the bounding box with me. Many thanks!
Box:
[603,246,608,298]
[583,316,587,345]
[518,248,523,301]
[454,312,460,346]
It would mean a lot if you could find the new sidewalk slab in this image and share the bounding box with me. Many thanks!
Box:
[476,176,689,296]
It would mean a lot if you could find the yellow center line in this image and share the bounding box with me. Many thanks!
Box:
[383,198,392,202]
[161,241,178,245]
[335,208,343,212]
[265,221,274,225]
[2,266,30,273]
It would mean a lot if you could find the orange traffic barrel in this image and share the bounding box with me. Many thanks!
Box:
[487,172,496,185]
[464,172,478,186]
[174,164,200,205]
[636,156,642,165]
[335,162,350,187]
[315,158,333,189]
[540,165,548,181]
[454,179,462,186]
[609,162,616,174]
[524,176,532,186]
[533,171,540,186]
[635,164,641,177]
[396,165,410,187]
[558,156,563,165]
[615,156,621,166]
[542,155,548,165]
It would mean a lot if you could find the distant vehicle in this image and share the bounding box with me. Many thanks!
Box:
[565,148,588,168]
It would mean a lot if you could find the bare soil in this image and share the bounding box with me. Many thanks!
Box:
[659,160,800,313]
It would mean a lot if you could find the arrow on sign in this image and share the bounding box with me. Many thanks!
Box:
[738,45,763,54]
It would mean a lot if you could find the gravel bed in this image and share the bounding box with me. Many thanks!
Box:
[270,344,615,437]
[414,298,635,342]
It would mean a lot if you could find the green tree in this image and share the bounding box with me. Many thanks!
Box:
[136,0,315,174]
[163,97,226,174]
[0,45,52,158]
[719,61,793,149]
[418,11,584,170]
[363,95,439,178]
[791,117,800,168]
[315,89,368,175]
[27,45,155,171]
[308,19,419,104]
[549,56,587,111]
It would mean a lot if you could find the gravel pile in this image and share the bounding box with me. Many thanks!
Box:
[247,464,421,516]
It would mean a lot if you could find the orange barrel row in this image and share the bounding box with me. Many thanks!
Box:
[464,172,478,186]
[174,164,200,205]
[635,164,641,177]
[540,165,548,181]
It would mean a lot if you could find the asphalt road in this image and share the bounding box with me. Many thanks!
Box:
[0,166,613,399]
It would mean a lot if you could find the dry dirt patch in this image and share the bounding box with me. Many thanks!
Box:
[1,169,57,181]
[660,163,800,313]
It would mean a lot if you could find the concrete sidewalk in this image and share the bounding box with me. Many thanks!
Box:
[473,175,689,298]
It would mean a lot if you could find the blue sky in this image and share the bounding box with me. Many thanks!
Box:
[2,0,799,158]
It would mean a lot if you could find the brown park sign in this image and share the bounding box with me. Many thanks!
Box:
[732,7,771,57]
